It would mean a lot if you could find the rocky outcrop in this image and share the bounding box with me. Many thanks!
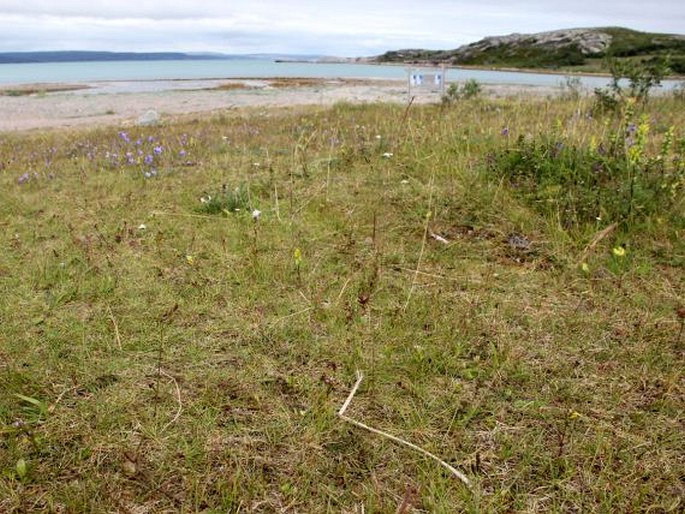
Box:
[461,29,612,57]
[372,27,685,72]
[373,28,615,66]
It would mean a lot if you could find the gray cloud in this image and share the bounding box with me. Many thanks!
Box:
[0,1,683,55]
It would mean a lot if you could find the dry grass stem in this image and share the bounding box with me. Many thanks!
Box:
[160,369,183,432]
[107,304,123,351]
[269,306,314,327]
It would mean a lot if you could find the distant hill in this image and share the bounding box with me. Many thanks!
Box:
[373,27,685,74]
[0,51,326,64]
[0,51,232,64]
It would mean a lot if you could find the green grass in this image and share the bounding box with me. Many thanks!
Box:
[1,96,683,512]
[601,27,685,58]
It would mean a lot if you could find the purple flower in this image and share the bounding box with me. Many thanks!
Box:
[153,146,163,155]
[17,172,30,185]
[147,136,155,143]
[626,123,637,135]
[501,127,509,136]
[144,155,154,165]
[119,131,130,143]
[179,149,187,157]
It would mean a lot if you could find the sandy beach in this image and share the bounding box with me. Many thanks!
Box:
[0,78,557,132]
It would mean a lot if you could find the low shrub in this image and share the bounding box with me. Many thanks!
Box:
[441,79,482,104]
[487,108,684,231]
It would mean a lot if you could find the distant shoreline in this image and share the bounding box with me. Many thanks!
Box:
[312,59,685,80]
[0,77,560,132]
[2,58,681,90]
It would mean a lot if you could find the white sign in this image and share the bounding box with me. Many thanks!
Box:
[407,66,447,99]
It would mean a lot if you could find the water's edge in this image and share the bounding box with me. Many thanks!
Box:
[1,59,680,94]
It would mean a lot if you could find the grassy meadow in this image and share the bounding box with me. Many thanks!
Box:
[0,93,683,512]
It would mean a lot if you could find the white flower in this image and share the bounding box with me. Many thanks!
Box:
[382,152,393,158]
[400,179,409,185]
[138,224,147,230]
[252,209,262,220]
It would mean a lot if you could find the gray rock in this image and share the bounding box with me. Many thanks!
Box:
[507,234,532,251]
[137,109,160,126]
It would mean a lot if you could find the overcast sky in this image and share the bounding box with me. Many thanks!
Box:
[1,1,683,56]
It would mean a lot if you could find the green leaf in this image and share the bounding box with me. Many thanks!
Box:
[14,394,47,416]
[14,394,43,408]
[16,458,27,479]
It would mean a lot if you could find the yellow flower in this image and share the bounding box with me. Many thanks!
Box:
[185,254,195,265]
[294,248,302,267]
[581,262,590,273]
[612,246,626,257]
[589,136,597,153]
[628,145,642,166]
[569,410,582,420]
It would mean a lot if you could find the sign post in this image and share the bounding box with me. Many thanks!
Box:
[407,64,447,101]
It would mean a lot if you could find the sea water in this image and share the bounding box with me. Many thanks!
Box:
[0,59,678,91]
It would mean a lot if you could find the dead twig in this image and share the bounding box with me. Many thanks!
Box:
[578,223,618,265]
[400,96,416,126]
[337,371,472,488]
